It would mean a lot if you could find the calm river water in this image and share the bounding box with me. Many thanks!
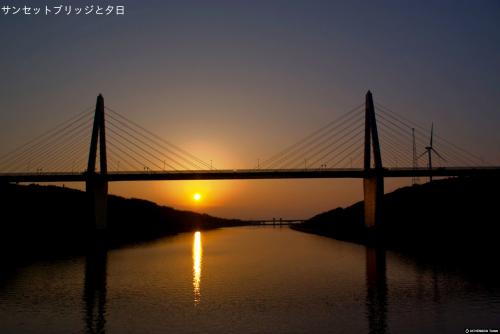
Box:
[0,226,499,333]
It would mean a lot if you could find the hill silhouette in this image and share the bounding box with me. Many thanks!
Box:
[294,176,500,261]
[0,183,246,258]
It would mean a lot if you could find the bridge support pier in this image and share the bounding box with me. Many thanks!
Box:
[86,94,108,231]
[86,177,108,230]
[363,91,384,229]
[363,175,384,228]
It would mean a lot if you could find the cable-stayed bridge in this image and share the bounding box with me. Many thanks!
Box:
[1,91,499,228]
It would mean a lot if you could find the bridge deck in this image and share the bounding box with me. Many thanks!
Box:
[1,167,500,183]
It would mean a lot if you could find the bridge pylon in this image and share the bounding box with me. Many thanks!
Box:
[363,91,384,229]
[86,94,108,230]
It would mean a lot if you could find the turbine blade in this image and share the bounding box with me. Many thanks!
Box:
[418,151,427,159]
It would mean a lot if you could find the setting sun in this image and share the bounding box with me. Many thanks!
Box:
[193,193,202,201]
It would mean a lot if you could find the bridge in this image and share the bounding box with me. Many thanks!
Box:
[246,218,305,226]
[1,91,498,229]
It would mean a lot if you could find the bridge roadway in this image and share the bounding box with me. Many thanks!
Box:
[1,167,500,183]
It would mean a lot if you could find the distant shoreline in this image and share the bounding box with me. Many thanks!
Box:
[291,176,500,267]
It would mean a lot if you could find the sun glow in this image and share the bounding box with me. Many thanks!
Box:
[193,193,201,201]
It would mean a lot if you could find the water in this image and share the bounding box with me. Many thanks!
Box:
[1,226,499,333]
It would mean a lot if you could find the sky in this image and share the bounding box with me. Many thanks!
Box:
[1,0,499,219]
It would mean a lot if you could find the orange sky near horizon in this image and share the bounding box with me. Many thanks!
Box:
[51,177,412,220]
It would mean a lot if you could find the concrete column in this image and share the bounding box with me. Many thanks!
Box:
[86,176,108,230]
[363,175,384,228]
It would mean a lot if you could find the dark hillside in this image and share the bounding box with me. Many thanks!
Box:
[0,183,246,258]
[295,177,500,260]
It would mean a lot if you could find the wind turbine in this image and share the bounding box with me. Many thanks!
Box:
[419,123,444,182]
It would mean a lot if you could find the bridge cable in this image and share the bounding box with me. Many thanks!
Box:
[264,110,364,169]
[269,112,365,169]
[375,103,484,165]
[0,106,93,164]
[105,107,213,170]
[0,113,93,172]
[105,110,208,170]
[105,118,193,170]
[259,103,364,168]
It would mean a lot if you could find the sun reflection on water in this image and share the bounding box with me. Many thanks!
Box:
[192,231,202,305]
